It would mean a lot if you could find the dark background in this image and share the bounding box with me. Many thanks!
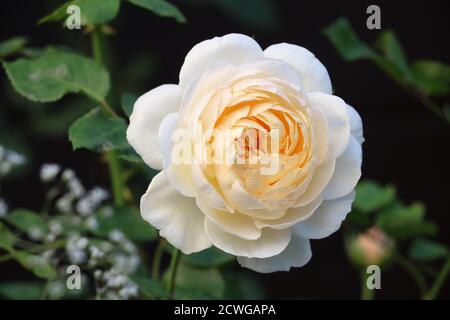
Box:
[0,0,449,299]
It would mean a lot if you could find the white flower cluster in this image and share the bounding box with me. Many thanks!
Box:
[39,164,109,217]
[0,145,26,177]
[76,187,109,217]
[66,233,89,264]
[92,230,140,300]
[64,229,140,300]
[40,163,61,182]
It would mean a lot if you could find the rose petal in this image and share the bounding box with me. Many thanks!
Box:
[322,135,362,200]
[127,84,181,170]
[255,195,323,230]
[204,218,291,258]
[308,92,350,158]
[191,163,233,212]
[293,190,355,239]
[237,236,312,273]
[159,112,197,197]
[179,33,263,90]
[197,198,261,240]
[264,43,332,94]
[237,59,303,90]
[294,153,335,207]
[346,104,364,143]
[140,172,211,254]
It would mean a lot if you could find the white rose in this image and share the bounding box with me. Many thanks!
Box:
[127,34,363,273]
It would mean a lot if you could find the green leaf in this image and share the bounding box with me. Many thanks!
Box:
[121,93,138,117]
[182,247,234,268]
[93,206,157,241]
[6,209,48,234]
[377,202,437,239]
[375,31,410,78]
[0,282,45,300]
[377,202,425,226]
[125,0,186,23]
[13,251,58,280]
[39,0,120,26]
[354,180,396,213]
[371,55,407,84]
[166,263,225,299]
[69,108,128,152]
[0,222,17,252]
[0,37,27,59]
[411,60,450,96]
[3,47,110,103]
[409,238,449,262]
[129,275,167,298]
[323,17,376,61]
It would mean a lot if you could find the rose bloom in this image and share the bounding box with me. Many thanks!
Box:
[127,34,363,273]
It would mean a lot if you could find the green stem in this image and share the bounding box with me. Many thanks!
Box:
[91,26,104,65]
[151,238,165,280]
[394,254,428,297]
[90,26,124,207]
[106,150,124,207]
[167,248,181,299]
[424,256,450,300]
[373,58,449,125]
[360,271,375,300]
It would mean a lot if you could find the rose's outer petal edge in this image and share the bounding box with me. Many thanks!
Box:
[140,171,211,254]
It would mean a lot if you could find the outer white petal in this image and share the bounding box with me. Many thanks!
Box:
[322,135,362,200]
[237,236,312,273]
[179,33,263,90]
[140,172,211,254]
[204,219,291,258]
[308,92,350,158]
[158,112,197,197]
[346,104,364,143]
[197,198,261,240]
[127,84,181,170]
[293,190,355,239]
[264,43,332,94]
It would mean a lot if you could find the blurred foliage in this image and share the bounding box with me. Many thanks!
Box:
[345,180,449,299]
[325,17,450,124]
[0,37,27,60]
